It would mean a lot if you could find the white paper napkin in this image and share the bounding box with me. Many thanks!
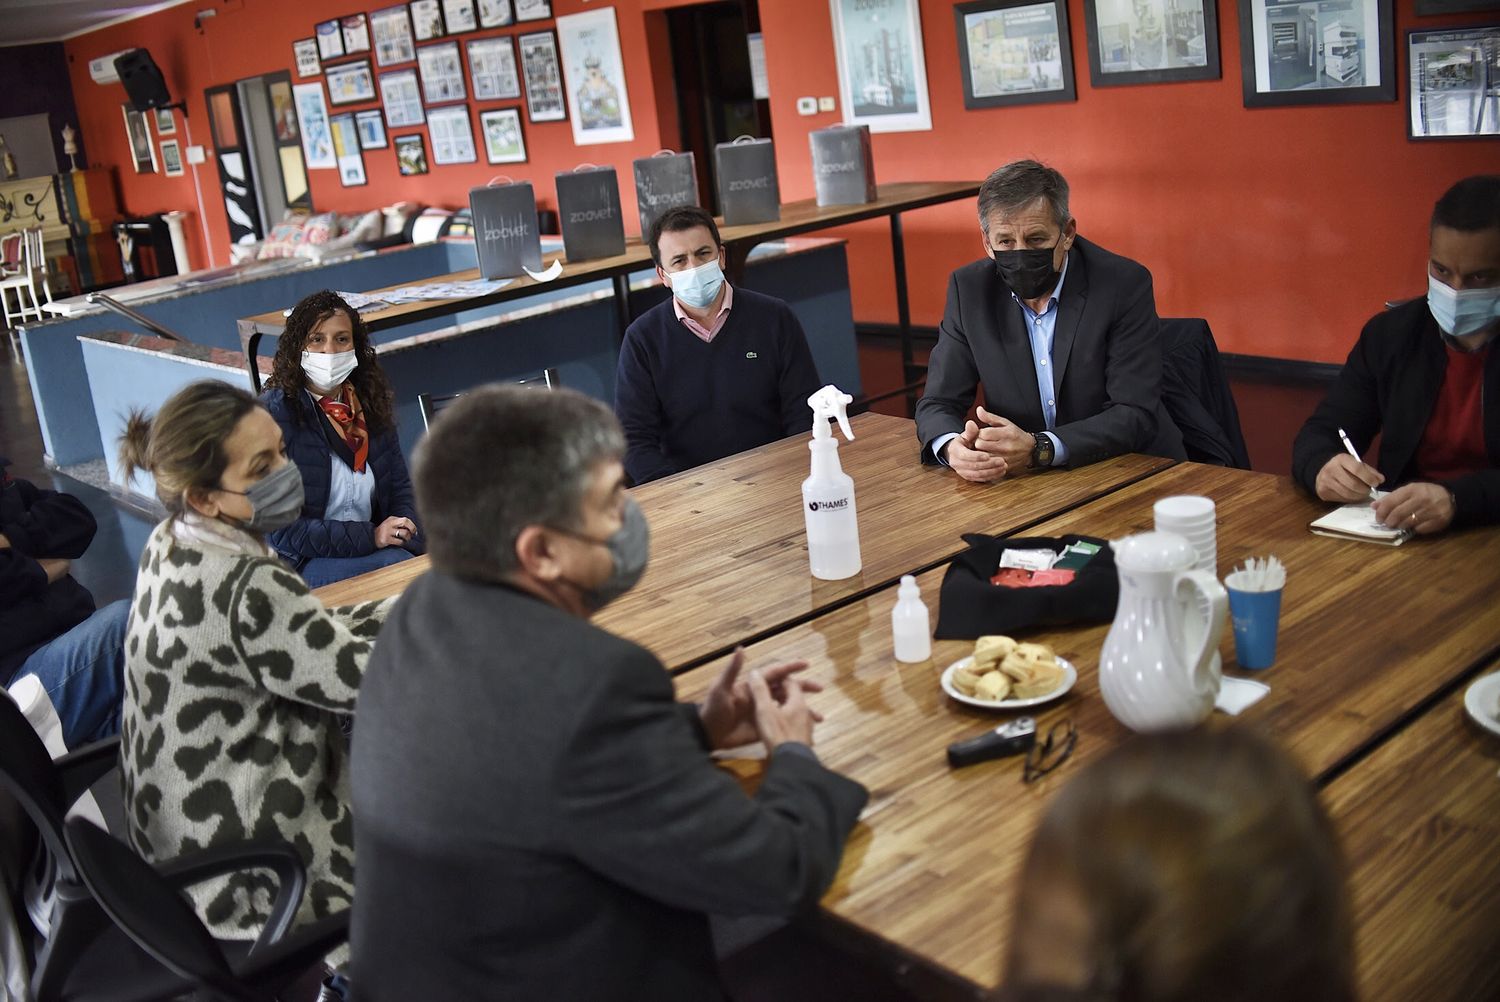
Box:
[1214,675,1270,715]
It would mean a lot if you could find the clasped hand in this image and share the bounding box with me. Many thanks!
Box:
[944,407,1033,483]
[1315,455,1454,534]
[698,647,824,751]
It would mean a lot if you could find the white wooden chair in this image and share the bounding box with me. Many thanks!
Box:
[1,228,51,329]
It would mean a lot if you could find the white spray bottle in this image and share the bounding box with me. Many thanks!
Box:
[802,385,862,580]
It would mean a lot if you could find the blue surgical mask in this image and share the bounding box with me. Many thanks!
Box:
[667,258,725,310]
[1428,274,1500,338]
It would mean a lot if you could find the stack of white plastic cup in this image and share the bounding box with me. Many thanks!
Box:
[1153,495,1217,574]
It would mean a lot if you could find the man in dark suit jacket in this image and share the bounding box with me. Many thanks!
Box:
[351,386,868,1002]
[916,160,1184,480]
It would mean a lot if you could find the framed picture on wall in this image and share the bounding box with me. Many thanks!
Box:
[380,68,426,125]
[954,0,1076,108]
[1415,0,1499,12]
[293,82,338,169]
[1238,0,1396,107]
[418,41,468,103]
[394,133,430,174]
[294,38,322,77]
[154,107,176,135]
[515,0,551,21]
[830,0,932,131]
[270,79,300,141]
[342,13,372,54]
[468,36,522,100]
[556,8,634,145]
[442,0,478,33]
[1407,26,1500,139]
[316,19,345,60]
[371,5,417,66]
[1083,0,1221,85]
[427,104,478,164]
[160,139,184,177]
[326,59,378,105]
[355,108,389,147]
[410,0,446,40]
[479,0,514,28]
[331,113,368,186]
[519,30,566,122]
[122,104,158,173]
[480,107,527,162]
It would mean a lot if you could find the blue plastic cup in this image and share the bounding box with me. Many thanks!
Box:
[1225,573,1282,670]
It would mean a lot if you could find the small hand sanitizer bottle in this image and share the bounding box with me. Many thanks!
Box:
[891,575,932,663]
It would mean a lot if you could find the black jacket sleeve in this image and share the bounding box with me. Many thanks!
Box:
[1,480,96,558]
[615,325,678,486]
[914,272,982,464]
[776,307,822,438]
[1292,320,1384,496]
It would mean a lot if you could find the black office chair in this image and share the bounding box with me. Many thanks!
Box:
[418,367,562,431]
[1159,317,1252,469]
[65,817,350,1002]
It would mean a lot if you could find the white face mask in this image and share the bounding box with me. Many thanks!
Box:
[301,349,359,391]
[1428,274,1500,338]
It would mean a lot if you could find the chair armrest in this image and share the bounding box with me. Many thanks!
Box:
[54,737,120,809]
[155,840,307,953]
[235,909,349,979]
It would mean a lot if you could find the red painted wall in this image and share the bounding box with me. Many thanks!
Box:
[64,0,1496,362]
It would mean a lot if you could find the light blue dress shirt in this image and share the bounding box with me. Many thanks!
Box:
[309,391,376,522]
[934,253,1071,468]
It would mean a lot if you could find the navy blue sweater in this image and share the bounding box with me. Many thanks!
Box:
[261,388,423,569]
[614,287,822,485]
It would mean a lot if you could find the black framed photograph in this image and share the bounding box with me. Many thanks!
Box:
[518,29,566,122]
[342,13,372,54]
[1083,0,1221,85]
[316,18,345,60]
[442,0,478,32]
[394,133,430,174]
[1407,26,1500,139]
[355,108,389,148]
[379,67,426,126]
[478,0,514,28]
[410,0,446,40]
[480,107,527,162]
[1415,0,1498,12]
[427,104,478,164]
[1237,0,1396,107]
[331,112,367,186]
[417,41,467,103]
[294,37,322,77]
[325,59,377,105]
[515,0,551,21]
[468,36,521,100]
[370,5,416,66]
[954,0,1077,108]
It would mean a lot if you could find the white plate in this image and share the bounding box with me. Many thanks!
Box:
[1463,672,1500,738]
[940,655,1077,710]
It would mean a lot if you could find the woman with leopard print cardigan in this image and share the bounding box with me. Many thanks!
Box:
[119,381,395,963]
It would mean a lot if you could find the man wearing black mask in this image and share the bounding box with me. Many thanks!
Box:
[916,160,1184,480]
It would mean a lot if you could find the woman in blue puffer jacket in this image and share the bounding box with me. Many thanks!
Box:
[261,289,423,588]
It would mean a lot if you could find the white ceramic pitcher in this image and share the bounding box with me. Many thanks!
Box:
[1099,531,1229,732]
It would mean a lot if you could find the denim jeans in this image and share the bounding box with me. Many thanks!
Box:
[16,598,130,748]
[300,547,413,589]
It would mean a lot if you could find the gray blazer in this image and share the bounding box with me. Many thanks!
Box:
[350,571,868,1001]
[915,236,1185,467]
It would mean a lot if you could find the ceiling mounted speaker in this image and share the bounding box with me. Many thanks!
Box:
[114,49,172,111]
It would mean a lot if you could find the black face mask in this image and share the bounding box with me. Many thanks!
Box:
[993,244,1062,300]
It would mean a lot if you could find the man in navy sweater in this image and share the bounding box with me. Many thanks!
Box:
[614,206,822,485]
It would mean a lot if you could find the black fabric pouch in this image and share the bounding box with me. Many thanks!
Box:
[933,534,1118,639]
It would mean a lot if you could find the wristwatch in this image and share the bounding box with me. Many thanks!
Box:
[1030,432,1055,469]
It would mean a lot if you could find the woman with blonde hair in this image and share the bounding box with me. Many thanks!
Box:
[118,380,393,992]
[1002,726,1354,1002]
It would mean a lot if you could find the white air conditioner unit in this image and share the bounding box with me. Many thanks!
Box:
[88,50,136,85]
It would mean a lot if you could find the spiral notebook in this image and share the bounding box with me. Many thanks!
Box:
[1309,494,1411,546]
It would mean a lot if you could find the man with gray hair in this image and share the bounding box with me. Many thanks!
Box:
[349,385,868,1001]
[916,159,1183,479]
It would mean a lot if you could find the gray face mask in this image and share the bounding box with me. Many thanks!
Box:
[553,496,650,611]
[219,462,305,534]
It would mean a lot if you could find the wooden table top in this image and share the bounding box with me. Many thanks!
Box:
[314,412,1172,673]
[1321,673,1500,1002]
[672,462,1500,995]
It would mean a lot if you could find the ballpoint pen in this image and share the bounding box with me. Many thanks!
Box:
[1337,427,1378,502]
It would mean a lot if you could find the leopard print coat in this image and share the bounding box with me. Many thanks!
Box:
[121,517,392,958]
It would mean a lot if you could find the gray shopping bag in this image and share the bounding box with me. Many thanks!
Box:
[556,164,626,262]
[470,178,542,279]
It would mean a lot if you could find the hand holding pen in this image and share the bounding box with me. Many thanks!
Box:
[1313,428,1385,503]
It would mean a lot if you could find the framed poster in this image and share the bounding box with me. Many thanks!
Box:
[293,82,337,169]
[442,0,478,33]
[394,133,430,174]
[342,13,372,54]
[426,105,478,164]
[1083,0,1221,85]
[270,79,300,141]
[1407,26,1500,139]
[411,0,446,40]
[479,0,514,28]
[326,59,378,105]
[469,36,522,100]
[515,0,551,21]
[955,0,1076,107]
[316,18,345,60]
[160,139,184,176]
[519,30,567,122]
[122,104,157,173]
[154,107,176,135]
[1238,0,1396,106]
[355,108,389,147]
[480,107,527,162]
[371,5,417,66]
[418,41,468,103]
[331,112,367,186]
[380,68,426,125]
[830,0,932,132]
[293,38,321,77]
[557,8,634,145]
[1415,0,1498,11]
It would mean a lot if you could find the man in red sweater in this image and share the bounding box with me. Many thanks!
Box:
[1293,175,1499,534]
